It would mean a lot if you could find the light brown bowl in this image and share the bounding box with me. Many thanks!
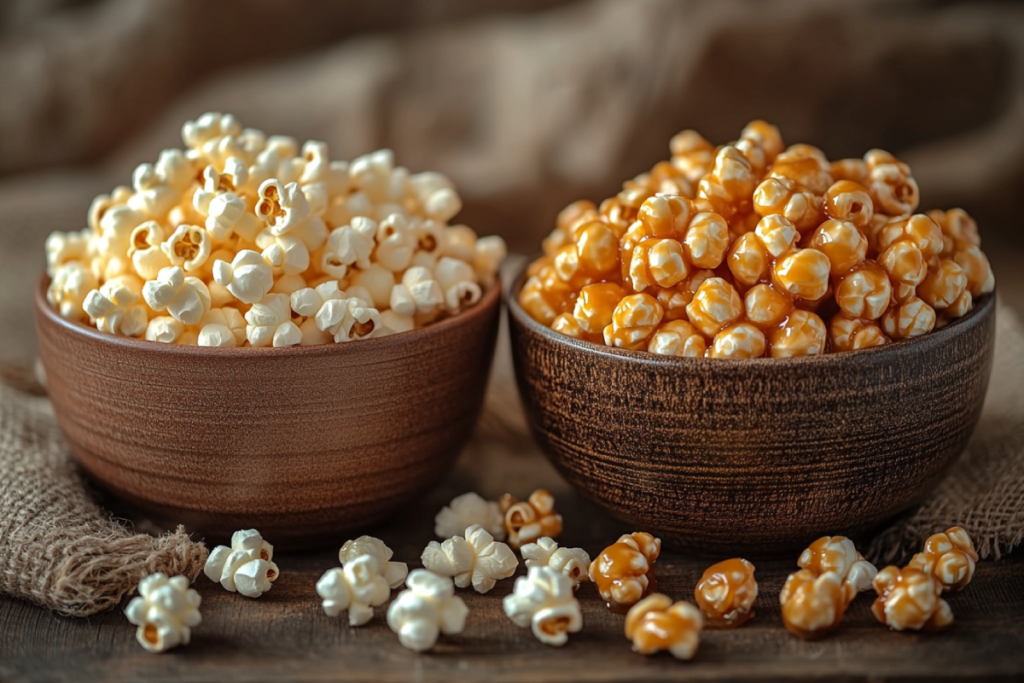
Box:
[35,275,501,549]
[508,266,996,556]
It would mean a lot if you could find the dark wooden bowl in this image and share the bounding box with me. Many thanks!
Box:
[508,267,996,556]
[35,275,501,549]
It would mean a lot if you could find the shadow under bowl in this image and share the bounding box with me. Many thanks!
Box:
[508,267,995,556]
[35,275,501,549]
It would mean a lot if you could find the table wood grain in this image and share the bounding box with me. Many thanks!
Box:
[1,427,1022,682]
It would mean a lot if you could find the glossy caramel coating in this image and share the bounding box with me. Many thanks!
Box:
[694,558,757,628]
[589,532,661,613]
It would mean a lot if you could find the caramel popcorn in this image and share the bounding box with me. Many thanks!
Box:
[779,570,849,640]
[871,566,953,632]
[521,121,994,356]
[499,489,563,550]
[907,526,978,593]
[694,558,757,628]
[45,112,505,346]
[625,594,703,660]
[589,532,661,613]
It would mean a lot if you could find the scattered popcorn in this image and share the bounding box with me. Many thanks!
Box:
[316,556,391,627]
[521,537,591,590]
[44,113,505,345]
[907,526,978,593]
[421,524,518,594]
[387,570,469,652]
[625,594,703,659]
[871,566,953,632]
[338,536,409,589]
[589,532,661,613]
[124,573,201,653]
[434,492,505,540]
[797,536,878,597]
[500,489,564,550]
[204,529,279,598]
[779,569,850,640]
[503,566,583,647]
[521,120,994,356]
[694,558,758,628]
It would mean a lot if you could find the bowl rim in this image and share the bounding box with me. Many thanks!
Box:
[36,271,502,358]
[507,259,996,368]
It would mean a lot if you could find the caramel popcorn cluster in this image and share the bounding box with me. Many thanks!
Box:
[520,121,994,357]
[46,112,506,346]
[694,558,758,628]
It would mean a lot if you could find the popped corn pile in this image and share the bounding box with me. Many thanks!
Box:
[46,112,506,347]
[519,121,995,358]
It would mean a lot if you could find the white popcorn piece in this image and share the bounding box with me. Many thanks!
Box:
[128,162,180,219]
[302,181,329,218]
[520,538,592,590]
[440,225,477,262]
[128,221,171,280]
[380,310,415,335]
[154,148,195,192]
[316,556,391,626]
[350,264,396,309]
[83,275,148,336]
[256,179,311,236]
[145,316,186,344]
[182,112,242,151]
[339,536,409,590]
[161,224,212,273]
[503,566,583,647]
[142,267,212,326]
[315,296,382,343]
[424,187,462,223]
[198,307,246,347]
[256,229,310,275]
[435,256,482,312]
[97,204,145,258]
[299,317,332,345]
[245,293,302,347]
[375,213,416,272]
[45,228,93,276]
[421,524,518,594]
[434,492,505,541]
[291,281,342,317]
[124,573,202,653]
[270,273,307,296]
[204,529,279,598]
[390,266,444,317]
[212,250,274,304]
[47,261,98,321]
[350,149,395,202]
[473,235,507,288]
[387,570,469,652]
[409,172,453,205]
[322,217,376,278]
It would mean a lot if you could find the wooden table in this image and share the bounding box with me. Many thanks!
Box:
[1,421,1022,682]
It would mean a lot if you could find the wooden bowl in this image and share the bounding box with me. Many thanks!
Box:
[35,275,501,549]
[508,268,996,556]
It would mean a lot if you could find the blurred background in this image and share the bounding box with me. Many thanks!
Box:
[1,0,1023,366]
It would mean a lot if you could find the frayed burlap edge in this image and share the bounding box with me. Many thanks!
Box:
[0,378,207,618]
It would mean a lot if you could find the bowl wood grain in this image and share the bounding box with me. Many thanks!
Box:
[508,267,995,556]
[35,275,501,549]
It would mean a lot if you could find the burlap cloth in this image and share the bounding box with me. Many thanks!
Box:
[1,298,1022,618]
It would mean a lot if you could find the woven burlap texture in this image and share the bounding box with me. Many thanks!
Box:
[0,379,207,618]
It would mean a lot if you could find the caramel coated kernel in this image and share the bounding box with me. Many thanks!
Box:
[694,558,757,628]
[625,594,703,660]
[590,532,662,613]
[907,526,978,593]
[871,566,952,632]
[686,277,742,338]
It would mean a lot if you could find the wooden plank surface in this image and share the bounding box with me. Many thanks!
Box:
[2,429,1022,683]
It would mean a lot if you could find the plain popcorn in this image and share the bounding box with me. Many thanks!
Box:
[45,112,505,346]
[204,529,280,598]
